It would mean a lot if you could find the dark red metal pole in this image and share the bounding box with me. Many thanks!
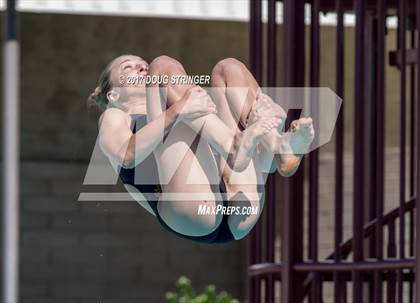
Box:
[409,22,416,303]
[248,1,263,302]
[353,0,366,302]
[249,0,263,82]
[281,0,305,302]
[415,0,420,301]
[265,0,277,301]
[388,221,397,303]
[309,0,321,301]
[334,1,345,302]
[374,1,386,302]
[398,0,407,302]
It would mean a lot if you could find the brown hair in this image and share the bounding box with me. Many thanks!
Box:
[87,59,115,111]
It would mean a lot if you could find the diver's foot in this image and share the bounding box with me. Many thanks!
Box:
[230,117,280,171]
[282,117,315,154]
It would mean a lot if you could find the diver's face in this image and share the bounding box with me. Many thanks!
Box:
[110,55,148,90]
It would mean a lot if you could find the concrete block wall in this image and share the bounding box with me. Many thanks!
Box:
[20,161,246,303]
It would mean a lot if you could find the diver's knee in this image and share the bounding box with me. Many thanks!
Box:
[213,58,245,76]
[229,228,248,240]
[149,55,183,73]
[228,218,257,240]
[158,201,223,237]
[227,198,263,240]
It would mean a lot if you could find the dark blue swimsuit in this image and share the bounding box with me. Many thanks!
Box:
[118,114,235,243]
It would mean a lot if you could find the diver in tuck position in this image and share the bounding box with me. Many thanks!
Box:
[88,54,314,243]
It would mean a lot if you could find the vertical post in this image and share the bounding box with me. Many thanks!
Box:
[249,0,263,82]
[353,0,365,302]
[265,0,276,301]
[367,14,377,291]
[388,222,397,303]
[409,21,416,303]
[334,1,345,302]
[248,0,262,302]
[267,0,276,86]
[397,0,407,301]
[2,1,20,303]
[366,12,378,303]
[309,0,321,301]
[374,0,386,302]
[281,0,305,302]
[415,0,420,301]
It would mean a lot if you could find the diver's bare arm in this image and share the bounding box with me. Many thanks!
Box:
[100,88,217,169]
[99,106,181,168]
[100,97,212,170]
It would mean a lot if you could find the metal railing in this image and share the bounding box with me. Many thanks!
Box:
[247,0,420,302]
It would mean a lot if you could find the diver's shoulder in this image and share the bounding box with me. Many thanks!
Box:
[99,107,130,127]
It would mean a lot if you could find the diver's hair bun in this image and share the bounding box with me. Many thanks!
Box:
[87,86,108,111]
[93,86,101,97]
[88,86,100,102]
[87,59,114,112]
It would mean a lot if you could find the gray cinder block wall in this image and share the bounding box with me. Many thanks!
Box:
[20,162,245,303]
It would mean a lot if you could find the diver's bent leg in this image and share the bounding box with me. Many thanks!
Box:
[211,57,305,176]
[227,189,265,240]
[210,60,266,240]
[153,120,223,237]
[211,58,261,128]
[147,55,278,172]
[157,198,223,237]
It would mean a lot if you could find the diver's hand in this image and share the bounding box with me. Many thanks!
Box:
[247,92,286,130]
[176,86,217,120]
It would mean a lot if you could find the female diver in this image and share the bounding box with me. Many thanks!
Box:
[88,54,314,243]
